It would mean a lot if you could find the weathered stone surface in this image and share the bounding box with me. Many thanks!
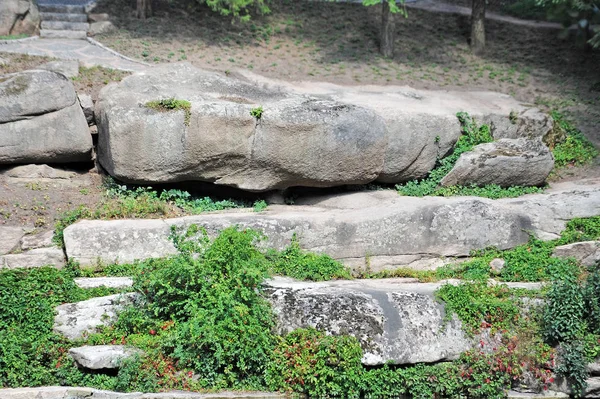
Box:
[506,391,568,398]
[69,345,141,370]
[54,293,138,340]
[266,277,471,365]
[78,93,94,125]
[0,0,39,37]
[0,247,65,269]
[1,164,76,179]
[88,13,109,22]
[441,138,554,187]
[553,241,600,267]
[0,386,286,398]
[551,376,600,398]
[74,277,134,289]
[0,70,93,164]
[40,60,80,79]
[20,230,54,250]
[590,359,600,376]
[89,20,115,35]
[490,258,506,273]
[64,181,600,269]
[97,63,551,191]
[0,226,23,255]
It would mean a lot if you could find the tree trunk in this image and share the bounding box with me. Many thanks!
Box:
[470,0,485,54]
[380,0,395,58]
[136,0,152,19]
[582,22,592,53]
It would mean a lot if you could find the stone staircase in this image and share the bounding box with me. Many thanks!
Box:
[38,1,90,39]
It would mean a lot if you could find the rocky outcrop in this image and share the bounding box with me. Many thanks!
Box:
[0,0,40,37]
[440,138,554,187]
[53,293,138,340]
[266,277,471,365]
[0,70,92,164]
[553,241,600,267]
[0,387,286,398]
[69,345,141,370]
[96,63,552,192]
[63,181,600,270]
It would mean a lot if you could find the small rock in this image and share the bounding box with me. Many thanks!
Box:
[0,164,76,179]
[89,21,115,35]
[553,241,600,267]
[20,230,54,250]
[88,13,109,22]
[78,93,95,125]
[69,345,141,370]
[74,277,134,289]
[39,60,80,79]
[490,258,505,273]
[0,226,24,255]
[0,247,65,269]
[54,293,138,340]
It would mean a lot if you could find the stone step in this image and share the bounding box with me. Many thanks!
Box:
[41,20,89,31]
[74,277,134,289]
[38,4,85,13]
[40,29,87,39]
[40,11,88,22]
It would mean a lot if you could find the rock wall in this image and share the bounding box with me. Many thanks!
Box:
[0,0,39,36]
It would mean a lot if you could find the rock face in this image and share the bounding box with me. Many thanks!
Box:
[69,345,140,370]
[0,0,39,36]
[40,60,80,79]
[441,138,554,187]
[64,181,600,270]
[0,70,92,164]
[266,277,471,365]
[96,63,552,192]
[54,293,138,340]
[0,226,23,255]
[0,247,65,269]
[553,241,600,267]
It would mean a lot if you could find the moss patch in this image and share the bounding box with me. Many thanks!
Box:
[145,98,192,126]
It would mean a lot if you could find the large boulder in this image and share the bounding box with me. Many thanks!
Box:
[63,180,600,270]
[266,277,471,365]
[96,63,552,192]
[0,70,92,164]
[552,241,600,267]
[440,138,554,188]
[0,0,39,37]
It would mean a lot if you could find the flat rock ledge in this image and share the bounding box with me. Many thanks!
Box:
[0,387,285,399]
[553,241,600,267]
[69,345,141,370]
[74,277,134,289]
[64,180,600,271]
[97,63,552,192]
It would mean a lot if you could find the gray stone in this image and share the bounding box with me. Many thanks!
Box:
[88,13,109,22]
[0,70,93,164]
[0,0,40,37]
[506,391,568,398]
[590,359,600,376]
[74,277,134,289]
[40,60,80,79]
[440,138,554,188]
[20,230,54,250]
[89,21,115,35]
[490,258,506,273]
[53,293,138,340]
[0,70,75,123]
[41,20,88,31]
[0,386,286,398]
[63,181,600,269]
[1,164,76,179]
[40,29,87,39]
[551,376,600,398]
[553,241,600,267]
[266,277,471,365]
[96,63,552,192]
[69,345,141,370]
[78,93,94,125]
[0,247,65,269]
[0,226,23,255]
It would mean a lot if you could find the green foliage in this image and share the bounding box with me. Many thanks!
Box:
[252,199,268,212]
[201,0,270,22]
[551,112,598,168]
[249,105,264,119]
[436,282,522,334]
[266,328,363,397]
[268,235,352,281]
[145,98,192,126]
[396,112,542,199]
[536,0,600,49]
